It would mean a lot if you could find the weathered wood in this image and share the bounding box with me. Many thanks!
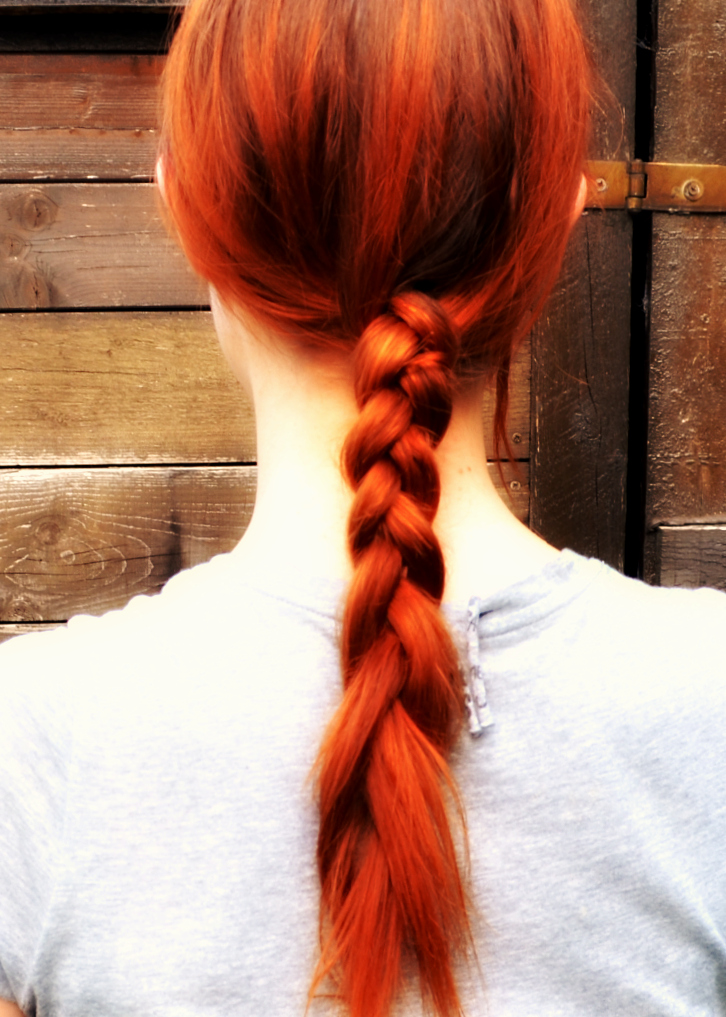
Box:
[657,524,726,590]
[645,0,726,581]
[0,54,160,178]
[646,219,726,527]
[0,311,256,465]
[530,211,631,567]
[0,129,158,180]
[0,465,257,621]
[0,182,204,307]
[0,311,530,465]
[0,11,175,52]
[0,462,528,622]
[530,0,634,569]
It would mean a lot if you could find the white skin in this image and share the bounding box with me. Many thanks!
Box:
[211,175,588,604]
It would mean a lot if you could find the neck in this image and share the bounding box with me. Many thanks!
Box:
[219,309,559,604]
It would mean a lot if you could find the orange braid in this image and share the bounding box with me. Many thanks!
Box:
[313,292,468,1017]
[160,1,593,1013]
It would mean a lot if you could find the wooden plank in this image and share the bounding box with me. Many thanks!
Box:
[0,311,530,466]
[0,463,528,622]
[0,311,256,465]
[646,219,726,527]
[0,465,257,621]
[0,182,204,307]
[0,11,175,52]
[0,54,160,179]
[645,0,726,581]
[657,524,726,590]
[0,128,158,180]
[530,0,634,570]
[530,211,631,567]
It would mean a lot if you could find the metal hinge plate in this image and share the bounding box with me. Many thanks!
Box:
[586,160,726,213]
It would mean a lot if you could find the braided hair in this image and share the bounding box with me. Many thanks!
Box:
[160,1,591,1014]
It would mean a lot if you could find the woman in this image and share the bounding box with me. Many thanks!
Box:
[1,0,725,1015]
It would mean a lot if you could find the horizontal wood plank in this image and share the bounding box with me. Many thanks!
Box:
[0,53,161,128]
[0,128,158,180]
[0,54,160,179]
[0,311,256,464]
[0,182,204,307]
[657,524,726,590]
[0,462,528,622]
[0,465,257,621]
[0,311,530,465]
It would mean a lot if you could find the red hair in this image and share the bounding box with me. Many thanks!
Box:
[161,1,591,1014]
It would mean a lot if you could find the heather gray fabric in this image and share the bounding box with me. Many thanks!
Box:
[1,547,726,1016]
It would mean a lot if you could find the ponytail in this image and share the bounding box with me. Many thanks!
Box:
[160,0,592,1013]
[313,292,467,1015]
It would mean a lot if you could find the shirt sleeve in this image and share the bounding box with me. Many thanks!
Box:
[0,627,73,1008]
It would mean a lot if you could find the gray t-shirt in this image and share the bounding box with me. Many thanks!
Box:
[1,548,725,1016]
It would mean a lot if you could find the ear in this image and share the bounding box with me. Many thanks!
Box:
[571,173,587,225]
[155,155,167,203]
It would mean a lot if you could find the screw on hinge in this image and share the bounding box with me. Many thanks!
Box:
[683,178,704,202]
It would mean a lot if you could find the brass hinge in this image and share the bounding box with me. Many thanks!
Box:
[586,160,726,213]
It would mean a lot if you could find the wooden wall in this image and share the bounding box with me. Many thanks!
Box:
[5,0,717,643]
[644,0,726,588]
[0,3,531,643]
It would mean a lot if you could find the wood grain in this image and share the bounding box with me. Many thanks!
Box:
[0,54,161,179]
[0,311,256,465]
[657,524,726,590]
[645,0,726,580]
[0,182,204,307]
[529,0,634,570]
[0,311,530,465]
[530,211,631,567]
[0,463,528,622]
[646,219,726,527]
[0,465,257,621]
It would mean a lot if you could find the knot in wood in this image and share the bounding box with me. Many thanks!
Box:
[8,189,59,232]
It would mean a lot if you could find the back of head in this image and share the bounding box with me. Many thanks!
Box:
[161,1,591,1015]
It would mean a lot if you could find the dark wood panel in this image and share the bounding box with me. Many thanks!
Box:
[0,2,177,7]
[0,462,528,623]
[0,11,176,51]
[657,524,726,590]
[655,0,726,164]
[530,210,631,568]
[529,0,635,570]
[0,182,204,307]
[646,1,726,581]
[646,219,726,527]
